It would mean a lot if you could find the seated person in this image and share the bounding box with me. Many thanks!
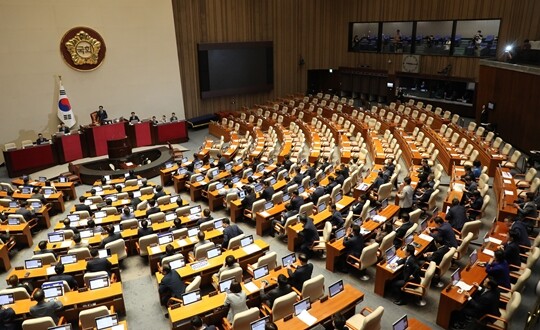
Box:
[513,192,538,230]
[159,244,177,271]
[218,180,238,196]
[271,203,297,237]
[154,185,166,199]
[372,171,385,191]
[505,217,531,248]
[128,111,140,122]
[241,186,256,212]
[390,244,420,305]
[325,176,338,194]
[216,255,240,279]
[261,180,275,202]
[15,201,35,221]
[298,214,318,258]
[462,176,478,200]
[71,233,88,249]
[86,248,112,276]
[62,218,79,234]
[415,186,434,209]
[120,206,135,220]
[499,230,521,268]
[260,274,293,308]
[36,240,56,257]
[7,275,32,295]
[195,208,213,226]
[30,186,47,204]
[471,160,482,179]
[49,263,78,290]
[159,265,186,306]
[374,222,393,244]
[289,190,304,212]
[445,198,468,231]
[286,253,313,291]
[429,216,458,248]
[146,199,161,217]
[310,180,325,205]
[351,194,368,219]
[193,231,210,250]
[29,289,63,323]
[100,225,121,248]
[0,304,16,330]
[465,190,483,219]
[87,219,103,233]
[451,277,501,329]
[138,219,154,237]
[483,250,511,289]
[393,213,413,248]
[191,316,216,330]
[340,225,365,273]
[329,204,344,229]
[35,133,48,145]
[222,218,243,248]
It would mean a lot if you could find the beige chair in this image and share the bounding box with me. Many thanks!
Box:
[514,168,537,189]
[4,143,17,151]
[409,209,422,224]
[455,220,482,240]
[42,280,71,292]
[58,229,74,240]
[222,307,260,330]
[31,252,57,265]
[190,242,216,261]
[453,232,474,262]
[479,291,521,329]
[172,228,188,240]
[227,234,246,250]
[311,221,332,255]
[247,252,277,276]
[378,232,396,259]
[160,254,185,270]
[185,275,202,293]
[468,195,490,220]
[224,192,238,210]
[120,218,138,229]
[22,317,57,330]
[297,274,325,302]
[511,247,540,276]
[402,261,437,306]
[83,271,110,288]
[68,247,91,260]
[262,291,297,321]
[101,206,117,216]
[73,210,91,219]
[404,223,418,239]
[345,306,384,330]
[500,268,530,302]
[0,287,31,301]
[125,179,138,187]
[346,243,379,281]
[88,196,103,204]
[376,182,393,201]
[274,215,297,238]
[435,247,457,287]
[212,267,243,291]
[79,305,110,329]
[298,202,314,216]
[136,200,148,211]
[105,239,127,261]
[199,219,215,232]
[136,234,158,257]
[149,212,166,224]
[140,186,154,195]
[501,150,521,169]
[244,200,265,222]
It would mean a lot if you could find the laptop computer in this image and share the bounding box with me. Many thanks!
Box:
[58,176,68,183]
[181,290,201,305]
[48,232,65,243]
[317,202,326,213]
[334,192,342,203]
[95,313,119,330]
[224,163,233,172]
[169,258,185,270]
[214,218,224,230]
[385,246,401,264]
[24,259,42,269]
[67,214,80,222]
[48,324,73,330]
[8,201,18,208]
[98,248,112,259]
[206,246,222,259]
[253,265,269,280]
[165,162,174,169]
[335,227,346,240]
[132,190,142,198]
[281,253,296,267]
[451,269,461,285]
[158,233,174,246]
[264,201,274,211]
[165,212,176,222]
[250,316,270,330]
[7,217,20,225]
[231,176,241,184]
[293,297,311,316]
[238,190,246,199]
[0,293,14,306]
[188,227,199,238]
[31,201,42,209]
[368,208,378,218]
[392,315,409,330]
[79,229,94,239]
[328,279,344,298]
[170,195,179,204]
[21,186,32,194]
[469,250,478,266]
[60,254,78,265]
[178,168,188,175]
[219,278,233,293]
[190,205,202,215]
[297,186,305,194]
[254,183,263,193]
[381,198,389,209]
[94,210,107,219]
[282,193,291,202]
[43,285,64,301]
[240,235,254,247]
[215,182,224,190]
[89,275,110,290]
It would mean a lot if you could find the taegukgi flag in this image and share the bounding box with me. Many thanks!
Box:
[57,81,76,128]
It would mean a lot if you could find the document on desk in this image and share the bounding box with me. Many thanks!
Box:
[177,239,187,247]
[453,183,464,192]
[60,240,72,248]
[260,211,270,217]
[357,183,369,191]
[385,263,403,271]
[503,179,512,184]
[297,310,317,326]
[502,171,512,179]
[46,266,57,275]
[504,190,514,196]
[419,233,434,242]
[150,246,162,254]
[336,203,344,209]
[242,244,261,254]
[487,237,502,245]
[94,218,103,224]
[244,281,259,293]
[482,248,495,257]
[456,281,473,291]
[360,228,371,235]
[373,215,387,223]
[111,324,125,330]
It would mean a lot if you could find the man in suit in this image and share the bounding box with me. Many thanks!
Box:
[260,274,293,307]
[241,186,256,213]
[71,233,88,249]
[190,316,216,330]
[500,230,521,268]
[393,213,414,248]
[35,133,48,145]
[290,190,304,212]
[97,105,108,124]
[100,225,121,248]
[298,214,318,258]
[282,154,293,171]
[445,198,468,231]
[329,204,344,229]
[128,111,140,122]
[340,225,365,274]
[216,153,227,170]
[505,217,531,248]
[58,122,70,134]
[372,171,385,190]
[146,199,161,217]
[29,289,63,323]
[36,240,56,257]
[86,248,113,276]
[0,304,17,330]
[74,196,92,213]
[170,112,178,122]
[351,194,368,219]
[514,192,538,230]
[325,176,338,195]
[120,206,134,220]
[154,185,166,200]
[129,192,143,210]
[222,218,243,248]
[159,265,186,307]
[138,219,154,237]
[310,181,325,205]
[49,263,78,290]
[62,218,79,235]
[7,275,32,295]
[287,253,313,291]
[261,180,274,202]
[452,277,501,329]
[195,208,213,226]
[15,201,34,221]
[422,236,449,265]
[30,186,47,204]
[391,244,420,305]
[429,216,458,248]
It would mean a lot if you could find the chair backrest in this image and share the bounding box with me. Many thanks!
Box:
[301,274,325,302]
[427,188,440,210]
[461,220,482,240]
[79,305,110,329]
[149,212,166,224]
[83,271,109,288]
[0,287,31,301]
[363,306,384,330]
[254,251,278,270]
[194,242,215,260]
[379,232,396,254]
[161,254,184,269]
[232,307,261,330]
[377,182,393,201]
[409,209,422,224]
[359,199,371,221]
[31,252,57,265]
[8,214,26,223]
[271,291,297,321]
[438,247,457,277]
[138,234,159,256]
[120,218,138,229]
[271,191,283,205]
[404,223,418,238]
[227,234,246,250]
[185,275,201,293]
[421,262,437,294]
[136,200,148,211]
[219,267,243,283]
[105,239,127,260]
[157,195,171,205]
[359,242,379,270]
[22,316,56,330]
[140,186,154,195]
[68,247,91,260]
[322,221,333,242]
[455,232,474,260]
[505,292,521,322]
[299,202,314,216]
[102,206,118,216]
[252,200,265,214]
[74,210,90,219]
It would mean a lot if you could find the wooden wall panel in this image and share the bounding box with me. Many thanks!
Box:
[171,0,540,118]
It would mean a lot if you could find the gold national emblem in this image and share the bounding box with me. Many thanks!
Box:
[65,30,101,65]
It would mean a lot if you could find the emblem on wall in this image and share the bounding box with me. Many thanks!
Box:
[60,27,106,71]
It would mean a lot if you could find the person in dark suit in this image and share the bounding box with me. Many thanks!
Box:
[36,240,56,257]
[128,112,140,122]
[340,225,365,274]
[97,105,108,124]
[271,203,297,237]
[0,304,17,330]
[261,180,274,202]
[319,156,330,172]
[329,204,344,229]
[290,190,304,212]
[241,186,256,213]
[35,133,48,145]
[154,185,166,200]
[7,275,33,295]
[445,198,468,231]
[15,201,34,221]
[86,248,113,276]
[30,186,47,204]
[351,194,368,219]
[62,218,79,235]
[429,216,458,248]
[29,289,63,323]
[484,250,511,289]
[393,213,413,248]
[128,192,142,210]
[372,171,385,190]
[500,230,521,268]
[325,176,338,195]
[422,236,449,265]
[58,122,70,134]
[505,217,531,248]
[145,199,161,217]
[190,315,216,330]
[305,163,316,181]
[195,208,213,226]
[159,264,186,306]
[514,192,538,230]
[287,253,313,291]
[310,181,325,205]
[452,277,501,329]
[282,154,293,171]
[74,196,92,213]
[138,219,154,237]
[49,263,78,290]
[260,274,293,307]
[222,218,243,249]
[100,225,121,248]
[391,244,420,305]
[334,169,345,186]
[298,214,318,258]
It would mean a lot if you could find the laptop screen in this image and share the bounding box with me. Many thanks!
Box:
[39,176,47,182]
[89,276,110,290]
[293,298,311,316]
[165,213,176,222]
[317,203,326,213]
[21,186,32,194]
[334,193,342,203]
[219,278,233,293]
[79,229,94,238]
[240,235,254,247]
[67,214,80,222]
[31,201,42,208]
[392,315,408,330]
[9,201,18,208]
[95,314,118,330]
[43,188,54,195]
[25,258,43,269]
[214,219,223,229]
[0,294,14,306]
[58,177,68,183]
[188,227,199,237]
[469,250,478,265]
[231,176,240,184]
[451,269,461,285]
[225,163,233,172]
[169,259,185,270]
[94,211,107,219]
[253,265,269,280]
[404,234,414,245]
[48,232,64,243]
[190,206,202,215]
[60,254,78,265]
[132,190,141,198]
[104,194,118,202]
[165,162,174,169]
[158,233,173,246]
[181,290,201,305]
[283,193,290,202]
[250,316,270,330]
[264,201,274,210]
[385,246,396,261]
[43,285,64,299]
[238,191,246,199]
[7,218,20,225]
[329,279,344,298]
[282,253,296,267]
[206,247,222,259]
[297,186,305,194]
[335,227,346,240]
[98,249,111,259]
[254,184,263,193]
[381,198,389,209]
[215,182,224,190]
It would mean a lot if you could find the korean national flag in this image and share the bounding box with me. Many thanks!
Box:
[57,84,76,128]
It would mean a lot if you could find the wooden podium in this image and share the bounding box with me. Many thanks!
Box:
[107,137,131,159]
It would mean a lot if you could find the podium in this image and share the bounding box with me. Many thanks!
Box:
[107,137,131,159]
[151,120,189,144]
[124,121,152,147]
[82,122,127,157]
[53,133,84,163]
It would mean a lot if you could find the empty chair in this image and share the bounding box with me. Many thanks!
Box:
[222,307,260,330]
[261,291,297,321]
[500,268,530,302]
[311,221,332,255]
[248,251,277,276]
[79,305,110,329]
[376,182,393,201]
[345,306,384,330]
[434,247,457,287]
[83,271,111,288]
[185,275,202,293]
[0,287,31,301]
[297,274,325,302]
[191,242,216,261]
[136,234,158,257]
[346,242,379,281]
[68,247,91,260]
[105,239,127,261]
[501,150,521,169]
[457,220,482,240]
[22,317,57,330]
[402,261,437,306]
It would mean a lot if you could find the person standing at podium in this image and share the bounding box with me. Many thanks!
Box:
[128,112,140,123]
[97,105,108,124]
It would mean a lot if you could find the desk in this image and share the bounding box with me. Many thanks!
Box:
[0,223,32,247]
[423,126,462,174]
[493,167,518,221]
[151,121,189,144]
[160,164,179,186]
[325,205,400,272]
[0,243,10,271]
[125,121,152,147]
[53,133,84,163]
[229,178,286,223]
[274,284,364,328]
[82,122,127,157]
[353,165,384,199]
[3,144,57,178]
[10,189,64,214]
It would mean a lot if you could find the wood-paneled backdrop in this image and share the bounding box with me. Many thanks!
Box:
[171,0,540,119]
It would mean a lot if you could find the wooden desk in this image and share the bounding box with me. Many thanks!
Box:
[0,223,32,247]
[493,167,518,221]
[274,284,364,328]
[255,203,286,236]
[374,234,433,296]
[160,164,179,186]
[0,243,11,271]
[3,144,57,178]
[325,205,400,272]
[423,126,463,174]
[353,165,384,199]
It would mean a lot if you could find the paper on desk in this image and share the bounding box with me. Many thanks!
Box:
[297,310,317,326]
[46,266,56,275]
[82,239,89,245]
[360,228,371,235]
[60,241,72,248]
[150,246,162,254]
[244,281,259,293]
[260,211,270,217]
[373,215,387,223]
[243,244,261,254]
[419,233,434,242]
[456,281,473,291]
[357,183,369,191]
[385,264,403,271]
[482,249,495,257]
[111,325,125,330]
[503,180,512,184]
[501,171,512,178]
[94,218,103,224]
[336,203,344,209]
[504,190,514,196]
[453,183,464,192]
[488,237,502,245]
[177,239,187,247]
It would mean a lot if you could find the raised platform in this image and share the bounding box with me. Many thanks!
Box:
[78,146,172,184]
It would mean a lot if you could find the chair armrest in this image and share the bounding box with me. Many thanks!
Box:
[359,306,373,316]
[167,297,182,307]
[135,242,140,253]
[518,244,532,251]
[222,317,232,330]
[346,254,361,265]
[452,227,462,235]
[402,282,425,293]
[260,303,272,316]
[111,273,117,283]
[498,285,511,292]
[292,287,301,296]
[110,305,115,314]
[478,314,507,329]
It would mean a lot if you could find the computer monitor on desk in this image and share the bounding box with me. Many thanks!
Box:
[43,285,64,300]
[95,314,119,330]
[25,259,43,269]
[293,297,311,316]
[240,235,254,247]
[250,316,270,330]
[0,293,14,306]
[392,315,408,330]
[89,276,110,290]
[182,290,201,305]
[282,253,296,267]
[253,265,269,280]
[328,279,344,297]
[219,278,233,293]
[48,325,72,330]
[451,269,461,285]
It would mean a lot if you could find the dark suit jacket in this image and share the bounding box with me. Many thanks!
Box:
[146,207,161,217]
[468,288,501,319]
[397,256,420,283]
[511,221,531,247]
[290,196,304,212]
[261,186,275,202]
[287,263,313,291]
[0,306,17,330]
[49,274,78,289]
[100,233,122,249]
[394,222,414,247]
[310,187,325,205]
[16,208,34,221]
[330,211,344,228]
[300,220,318,246]
[223,224,244,248]
[427,245,450,265]
[131,197,143,209]
[159,270,186,298]
[344,234,365,258]
[138,227,154,238]
[86,257,113,275]
[445,205,468,231]
[241,193,256,210]
[325,181,338,195]
[154,191,166,200]
[260,284,293,307]
[503,241,521,267]
[74,204,92,213]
